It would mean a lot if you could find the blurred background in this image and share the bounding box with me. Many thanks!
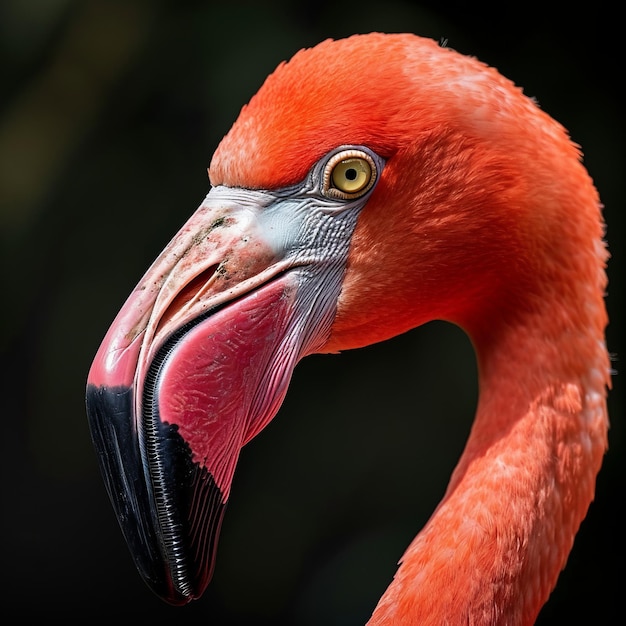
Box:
[1,0,622,623]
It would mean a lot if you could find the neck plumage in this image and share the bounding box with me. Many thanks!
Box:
[367,256,610,626]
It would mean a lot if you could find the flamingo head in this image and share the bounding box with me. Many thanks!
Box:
[86,33,600,604]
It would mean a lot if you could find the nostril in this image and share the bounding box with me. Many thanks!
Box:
[156,264,221,336]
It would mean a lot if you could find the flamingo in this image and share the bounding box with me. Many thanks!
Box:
[86,33,610,624]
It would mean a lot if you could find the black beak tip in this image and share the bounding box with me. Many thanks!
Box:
[86,383,226,605]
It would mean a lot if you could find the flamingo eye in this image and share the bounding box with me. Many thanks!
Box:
[323,149,377,200]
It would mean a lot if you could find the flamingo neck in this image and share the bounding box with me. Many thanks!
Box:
[367,291,610,625]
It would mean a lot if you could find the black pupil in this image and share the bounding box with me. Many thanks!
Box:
[345,168,358,180]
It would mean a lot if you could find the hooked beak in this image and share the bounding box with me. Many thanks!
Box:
[86,184,354,604]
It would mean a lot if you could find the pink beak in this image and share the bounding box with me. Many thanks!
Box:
[86,183,354,603]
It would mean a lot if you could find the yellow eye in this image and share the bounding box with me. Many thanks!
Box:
[332,158,371,193]
[323,149,377,199]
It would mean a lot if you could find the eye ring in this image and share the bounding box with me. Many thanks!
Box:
[322,149,377,200]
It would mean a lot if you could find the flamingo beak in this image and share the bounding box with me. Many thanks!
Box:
[85,184,349,604]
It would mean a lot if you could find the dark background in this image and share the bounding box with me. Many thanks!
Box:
[1,1,622,623]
